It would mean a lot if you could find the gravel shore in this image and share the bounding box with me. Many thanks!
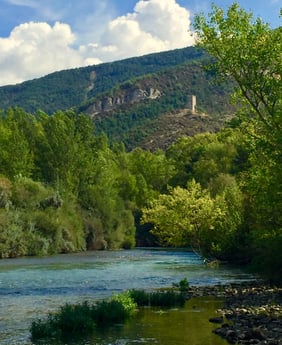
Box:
[188,282,282,345]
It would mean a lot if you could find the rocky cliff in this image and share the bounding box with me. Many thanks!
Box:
[85,87,161,116]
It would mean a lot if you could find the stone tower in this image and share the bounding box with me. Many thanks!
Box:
[188,95,197,113]
[191,95,196,113]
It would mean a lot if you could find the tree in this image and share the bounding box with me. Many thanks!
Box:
[194,3,281,145]
[141,180,226,257]
[194,4,282,279]
[0,109,34,178]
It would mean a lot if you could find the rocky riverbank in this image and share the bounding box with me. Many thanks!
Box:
[188,282,282,345]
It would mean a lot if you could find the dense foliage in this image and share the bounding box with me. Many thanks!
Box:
[0,47,206,114]
[193,3,281,281]
[0,4,280,283]
[0,107,175,256]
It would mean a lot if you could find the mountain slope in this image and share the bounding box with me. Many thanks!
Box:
[0,47,206,114]
[80,60,235,149]
[0,47,235,150]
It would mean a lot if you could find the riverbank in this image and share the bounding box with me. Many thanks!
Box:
[187,282,282,345]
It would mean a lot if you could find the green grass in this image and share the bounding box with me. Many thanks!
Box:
[30,293,136,342]
[30,281,187,342]
[129,289,186,308]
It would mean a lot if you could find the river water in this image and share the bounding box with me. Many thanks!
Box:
[0,248,253,344]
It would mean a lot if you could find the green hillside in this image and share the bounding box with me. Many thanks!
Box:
[79,61,235,149]
[0,46,236,151]
[0,47,206,114]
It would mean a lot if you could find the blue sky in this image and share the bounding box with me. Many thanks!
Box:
[0,0,280,86]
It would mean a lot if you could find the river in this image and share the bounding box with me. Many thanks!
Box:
[0,248,253,344]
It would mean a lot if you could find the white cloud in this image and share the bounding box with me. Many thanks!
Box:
[0,0,194,86]
[6,0,37,7]
[94,0,194,61]
[0,22,88,85]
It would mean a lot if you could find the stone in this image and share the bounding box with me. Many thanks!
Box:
[209,316,224,324]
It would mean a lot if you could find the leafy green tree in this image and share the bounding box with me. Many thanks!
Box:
[80,145,136,250]
[208,173,245,260]
[142,180,226,256]
[194,3,282,279]
[126,148,175,207]
[166,133,216,187]
[167,130,244,188]
[37,110,80,191]
[194,3,281,144]
[0,109,34,178]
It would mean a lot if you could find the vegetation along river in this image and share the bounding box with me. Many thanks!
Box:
[0,248,254,344]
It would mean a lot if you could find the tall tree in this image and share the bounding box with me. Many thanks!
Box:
[194,4,282,279]
[194,3,281,144]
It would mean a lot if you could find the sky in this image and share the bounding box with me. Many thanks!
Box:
[0,0,281,86]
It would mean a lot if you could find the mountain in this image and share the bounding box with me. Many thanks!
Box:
[0,47,235,150]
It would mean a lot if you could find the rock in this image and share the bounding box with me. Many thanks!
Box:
[242,328,267,341]
[188,282,282,345]
[226,329,237,343]
[209,316,224,324]
[87,88,161,115]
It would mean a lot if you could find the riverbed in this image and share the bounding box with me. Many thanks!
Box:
[0,248,253,344]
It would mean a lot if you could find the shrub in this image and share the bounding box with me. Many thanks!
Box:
[129,289,186,308]
[30,289,185,342]
[30,301,95,341]
[111,291,137,316]
[93,300,128,327]
[129,289,150,306]
[54,302,95,336]
[0,176,12,209]
[149,290,186,307]
[30,293,136,341]
[172,278,190,293]
[30,318,54,340]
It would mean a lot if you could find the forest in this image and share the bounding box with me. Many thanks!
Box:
[0,46,206,114]
[0,4,281,283]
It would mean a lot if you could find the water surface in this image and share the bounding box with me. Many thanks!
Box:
[0,248,252,344]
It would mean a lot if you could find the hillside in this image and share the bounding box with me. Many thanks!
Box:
[0,46,235,150]
[0,47,206,114]
[80,60,235,149]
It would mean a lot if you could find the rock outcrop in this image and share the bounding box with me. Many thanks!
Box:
[85,88,161,116]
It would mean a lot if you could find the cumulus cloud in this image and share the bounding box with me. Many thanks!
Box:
[0,0,194,86]
[0,22,96,86]
[94,0,194,61]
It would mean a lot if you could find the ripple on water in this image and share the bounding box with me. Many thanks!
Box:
[0,249,252,344]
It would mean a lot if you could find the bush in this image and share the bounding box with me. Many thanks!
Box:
[30,289,185,342]
[172,278,190,293]
[111,291,137,316]
[149,290,186,307]
[30,293,137,341]
[30,301,95,340]
[129,289,150,306]
[93,300,128,327]
[0,176,12,209]
[129,289,186,308]
[30,318,54,340]
[54,302,95,335]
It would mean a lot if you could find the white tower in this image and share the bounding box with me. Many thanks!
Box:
[191,95,196,113]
